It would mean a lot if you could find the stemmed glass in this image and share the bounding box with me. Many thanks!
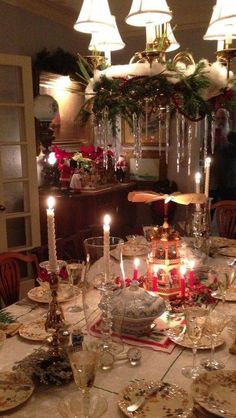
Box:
[66,260,84,313]
[59,349,107,418]
[216,267,235,304]
[182,306,208,379]
[201,309,229,371]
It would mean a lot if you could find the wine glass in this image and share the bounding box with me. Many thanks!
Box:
[216,267,235,304]
[59,348,107,418]
[66,260,84,313]
[182,306,208,379]
[201,309,229,371]
[83,236,125,356]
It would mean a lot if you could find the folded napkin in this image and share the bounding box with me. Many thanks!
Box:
[0,322,21,337]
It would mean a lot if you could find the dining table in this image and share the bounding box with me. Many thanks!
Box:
[0,250,236,418]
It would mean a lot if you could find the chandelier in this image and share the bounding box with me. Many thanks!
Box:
[74,0,236,174]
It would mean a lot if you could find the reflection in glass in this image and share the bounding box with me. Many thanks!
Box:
[0,66,23,103]
[0,107,25,141]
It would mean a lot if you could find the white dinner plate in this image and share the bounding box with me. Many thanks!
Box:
[27,284,78,304]
[191,370,236,418]
[0,371,34,412]
[19,319,52,341]
[118,379,193,418]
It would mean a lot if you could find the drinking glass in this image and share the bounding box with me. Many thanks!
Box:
[216,267,235,304]
[66,260,84,313]
[182,306,208,379]
[59,349,107,418]
[83,236,125,356]
[201,309,229,370]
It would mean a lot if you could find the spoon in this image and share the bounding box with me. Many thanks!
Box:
[127,383,166,413]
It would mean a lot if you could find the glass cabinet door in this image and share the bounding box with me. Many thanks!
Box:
[0,54,40,251]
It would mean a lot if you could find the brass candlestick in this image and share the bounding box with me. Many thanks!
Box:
[45,272,65,357]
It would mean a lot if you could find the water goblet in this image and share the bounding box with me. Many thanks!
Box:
[66,260,84,313]
[60,348,107,418]
[182,306,208,379]
[216,267,235,304]
[201,309,229,371]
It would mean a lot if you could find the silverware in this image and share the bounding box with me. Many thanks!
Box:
[127,383,166,412]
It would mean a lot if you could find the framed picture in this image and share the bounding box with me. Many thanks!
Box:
[123,149,167,182]
[122,114,167,147]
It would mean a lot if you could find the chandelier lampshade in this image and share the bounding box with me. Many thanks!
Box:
[88,16,125,52]
[126,0,172,27]
[204,4,236,41]
[166,23,180,52]
[74,0,113,33]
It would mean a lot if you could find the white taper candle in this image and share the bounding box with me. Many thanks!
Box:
[47,196,58,273]
[103,214,111,282]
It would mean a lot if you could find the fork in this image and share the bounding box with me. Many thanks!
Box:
[126,383,166,412]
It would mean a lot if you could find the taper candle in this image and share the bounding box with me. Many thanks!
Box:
[204,157,211,198]
[133,258,140,280]
[152,265,159,291]
[47,196,58,273]
[188,260,195,288]
[180,265,186,298]
[103,214,111,282]
[195,172,201,194]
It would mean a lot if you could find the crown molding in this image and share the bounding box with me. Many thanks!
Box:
[2,0,77,28]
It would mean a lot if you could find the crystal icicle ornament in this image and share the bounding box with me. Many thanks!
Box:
[211,112,215,154]
[133,113,142,168]
[204,115,208,169]
[181,115,185,158]
[176,112,181,173]
[187,122,192,176]
[102,107,109,170]
[158,110,162,156]
[165,105,170,164]
[145,98,149,142]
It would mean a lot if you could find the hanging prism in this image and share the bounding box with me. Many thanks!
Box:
[145,98,149,142]
[181,115,185,158]
[158,110,162,156]
[211,112,215,154]
[176,112,181,173]
[203,116,208,170]
[165,106,170,164]
[133,113,142,168]
[102,107,109,170]
[187,122,192,176]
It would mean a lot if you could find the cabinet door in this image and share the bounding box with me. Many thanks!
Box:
[0,54,40,251]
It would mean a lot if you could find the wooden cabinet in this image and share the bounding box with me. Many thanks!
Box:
[39,183,137,246]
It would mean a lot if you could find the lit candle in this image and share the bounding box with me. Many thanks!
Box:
[47,196,58,273]
[195,172,201,194]
[103,214,111,282]
[204,157,211,198]
[133,258,140,281]
[145,23,156,44]
[152,265,159,291]
[188,260,195,288]
[180,265,186,299]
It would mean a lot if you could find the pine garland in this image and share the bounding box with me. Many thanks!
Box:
[0,310,15,324]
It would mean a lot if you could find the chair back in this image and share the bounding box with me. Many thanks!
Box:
[211,200,236,238]
[0,252,39,306]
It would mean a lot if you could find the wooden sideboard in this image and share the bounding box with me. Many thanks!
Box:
[39,182,137,248]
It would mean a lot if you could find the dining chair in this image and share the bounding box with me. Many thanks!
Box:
[0,252,40,306]
[211,200,236,238]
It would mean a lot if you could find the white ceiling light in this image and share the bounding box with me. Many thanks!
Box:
[126,0,172,27]
[89,16,125,52]
[74,0,113,33]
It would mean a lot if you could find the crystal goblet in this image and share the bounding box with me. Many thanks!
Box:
[66,259,84,313]
[216,267,235,304]
[182,306,208,379]
[59,349,107,418]
[201,309,229,371]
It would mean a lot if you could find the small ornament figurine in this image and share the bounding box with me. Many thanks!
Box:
[59,159,72,190]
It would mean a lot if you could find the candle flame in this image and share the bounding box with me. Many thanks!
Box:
[48,152,57,165]
[189,260,195,270]
[47,196,55,209]
[153,265,159,275]
[180,265,186,275]
[134,258,140,268]
[103,214,111,226]
[205,157,211,168]
[195,172,201,183]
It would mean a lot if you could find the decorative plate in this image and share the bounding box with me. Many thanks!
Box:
[167,327,224,349]
[210,237,236,248]
[122,244,149,257]
[218,246,236,257]
[27,284,78,304]
[212,287,236,302]
[191,370,236,418]
[19,319,52,341]
[118,379,193,418]
[0,371,34,412]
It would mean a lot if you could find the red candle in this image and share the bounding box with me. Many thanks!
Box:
[133,258,140,280]
[180,265,186,298]
[188,260,195,288]
[152,266,158,291]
